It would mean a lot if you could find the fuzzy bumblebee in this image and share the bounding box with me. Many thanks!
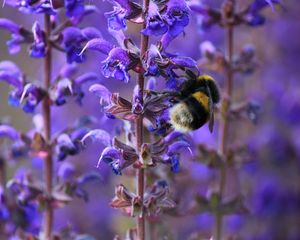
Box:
[169,71,220,133]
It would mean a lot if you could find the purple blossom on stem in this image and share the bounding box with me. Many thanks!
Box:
[144,44,197,89]
[81,36,140,83]
[70,5,98,25]
[61,27,102,63]
[102,47,131,82]
[0,125,20,140]
[5,0,56,15]
[0,61,46,113]
[245,0,280,26]
[64,0,85,18]
[163,0,189,37]
[30,21,47,58]
[89,83,112,107]
[0,18,30,54]
[13,83,46,113]
[55,127,89,161]
[98,147,124,175]
[188,1,220,31]
[141,1,168,36]
[97,137,139,175]
[0,186,10,221]
[105,0,142,31]
[0,61,23,89]
[50,64,100,106]
[142,0,189,40]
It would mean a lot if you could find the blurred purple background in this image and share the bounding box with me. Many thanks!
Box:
[1,0,300,239]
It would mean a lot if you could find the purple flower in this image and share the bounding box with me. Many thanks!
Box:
[0,60,23,89]
[141,1,168,36]
[0,61,45,113]
[78,128,115,169]
[64,0,85,18]
[0,19,50,57]
[81,129,112,147]
[160,132,192,172]
[102,47,131,82]
[5,0,56,15]
[55,127,89,161]
[30,21,46,58]
[0,18,28,54]
[7,170,43,207]
[0,186,10,221]
[188,1,220,31]
[245,0,280,26]
[61,27,102,63]
[145,44,197,88]
[170,154,180,173]
[70,5,98,25]
[164,0,189,37]
[0,125,20,140]
[58,162,76,181]
[249,0,280,13]
[0,124,29,159]
[82,36,139,82]
[14,83,46,113]
[106,5,127,30]
[50,64,100,106]
[95,138,139,175]
[98,147,124,175]
[56,134,79,161]
[141,0,189,44]
[105,0,142,31]
[89,83,112,107]
[147,109,171,135]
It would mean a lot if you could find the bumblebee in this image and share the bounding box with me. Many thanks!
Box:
[169,71,220,133]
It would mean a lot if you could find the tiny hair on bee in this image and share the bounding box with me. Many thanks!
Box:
[169,70,221,133]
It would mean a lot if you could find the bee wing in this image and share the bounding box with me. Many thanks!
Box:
[206,84,215,133]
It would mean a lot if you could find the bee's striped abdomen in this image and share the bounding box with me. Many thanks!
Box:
[184,95,209,130]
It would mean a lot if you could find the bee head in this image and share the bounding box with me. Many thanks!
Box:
[197,75,214,82]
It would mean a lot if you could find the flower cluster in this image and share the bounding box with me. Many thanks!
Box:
[0,0,287,239]
[0,0,103,238]
[189,0,281,30]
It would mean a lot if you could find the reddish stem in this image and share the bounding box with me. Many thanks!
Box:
[215,24,234,240]
[136,0,150,238]
[43,14,53,240]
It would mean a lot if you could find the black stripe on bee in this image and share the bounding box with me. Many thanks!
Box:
[183,96,209,130]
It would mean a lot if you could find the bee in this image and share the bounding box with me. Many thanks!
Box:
[168,71,220,133]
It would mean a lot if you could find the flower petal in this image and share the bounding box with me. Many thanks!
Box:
[58,162,76,181]
[0,61,22,88]
[74,72,100,86]
[0,18,20,34]
[59,63,78,78]
[89,83,112,105]
[171,56,197,68]
[80,38,114,56]
[167,140,190,155]
[81,129,112,147]
[81,27,103,40]
[0,125,20,140]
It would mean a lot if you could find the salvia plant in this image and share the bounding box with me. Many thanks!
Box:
[0,0,285,239]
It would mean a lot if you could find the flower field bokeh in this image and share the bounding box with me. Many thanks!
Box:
[0,0,299,239]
